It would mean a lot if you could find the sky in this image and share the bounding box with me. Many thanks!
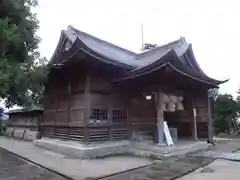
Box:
[34,0,240,97]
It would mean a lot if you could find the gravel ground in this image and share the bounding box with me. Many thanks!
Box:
[0,148,68,180]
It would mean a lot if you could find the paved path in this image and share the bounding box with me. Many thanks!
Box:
[100,139,240,180]
[0,137,152,180]
[189,139,240,160]
[1,137,240,180]
[101,156,214,180]
[175,139,240,180]
[0,146,213,180]
[0,148,67,180]
[176,159,240,180]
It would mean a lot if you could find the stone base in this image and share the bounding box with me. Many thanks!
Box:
[24,130,38,141]
[13,128,25,139]
[5,127,14,137]
[5,127,38,141]
[34,138,131,159]
[131,141,212,158]
[34,138,212,159]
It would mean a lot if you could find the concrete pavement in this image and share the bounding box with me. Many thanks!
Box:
[177,159,240,180]
[0,137,153,180]
[176,138,240,180]
[100,138,240,180]
[1,137,240,180]
[190,138,240,160]
[100,156,214,180]
[0,148,67,180]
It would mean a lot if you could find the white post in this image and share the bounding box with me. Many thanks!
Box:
[192,99,198,141]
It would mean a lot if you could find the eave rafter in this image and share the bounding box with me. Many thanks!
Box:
[113,50,227,88]
[48,25,228,88]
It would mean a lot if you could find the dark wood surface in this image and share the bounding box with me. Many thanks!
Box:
[42,57,210,143]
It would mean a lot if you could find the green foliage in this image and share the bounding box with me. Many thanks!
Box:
[237,88,240,102]
[211,91,240,134]
[0,0,47,107]
[0,108,3,135]
[209,88,219,101]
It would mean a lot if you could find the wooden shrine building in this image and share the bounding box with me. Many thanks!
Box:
[41,26,226,144]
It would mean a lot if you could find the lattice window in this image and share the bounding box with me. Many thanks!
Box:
[112,109,127,124]
[90,108,108,122]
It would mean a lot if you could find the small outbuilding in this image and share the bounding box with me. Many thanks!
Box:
[5,108,43,140]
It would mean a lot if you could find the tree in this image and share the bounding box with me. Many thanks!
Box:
[209,89,240,134]
[0,0,47,107]
[213,94,240,134]
[237,88,240,102]
[209,88,219,101]
[0,107,3,135]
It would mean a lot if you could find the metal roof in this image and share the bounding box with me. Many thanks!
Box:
[7,108,44,115]
[50,26,227,86]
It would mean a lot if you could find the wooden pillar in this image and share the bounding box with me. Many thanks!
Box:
[84,76,91,143]
[207,90,213,142]
[108,104,113,141]
[155,90,165,144]
[67,77,71,140]
[192,99,198,141]
[37,113,43,139]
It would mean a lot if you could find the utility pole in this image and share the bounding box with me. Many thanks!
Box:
[141,24,144,51]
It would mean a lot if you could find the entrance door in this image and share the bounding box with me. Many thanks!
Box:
[130,95,157,142]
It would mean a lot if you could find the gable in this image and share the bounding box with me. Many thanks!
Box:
[49,26,227,87]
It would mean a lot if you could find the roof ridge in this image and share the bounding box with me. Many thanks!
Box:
[136,38,184,58]
[132,48,174,71]
[68,25,137,56]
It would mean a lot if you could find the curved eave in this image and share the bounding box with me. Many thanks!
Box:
[169,50,220,86]
[185,45,228,85]
[114,63,219,88]
[167,63,218,88]
[113,49,220,87]
[125,49,173,75]
[49,31,68,65]
[50,38,134,71]
[75,38,134,69]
